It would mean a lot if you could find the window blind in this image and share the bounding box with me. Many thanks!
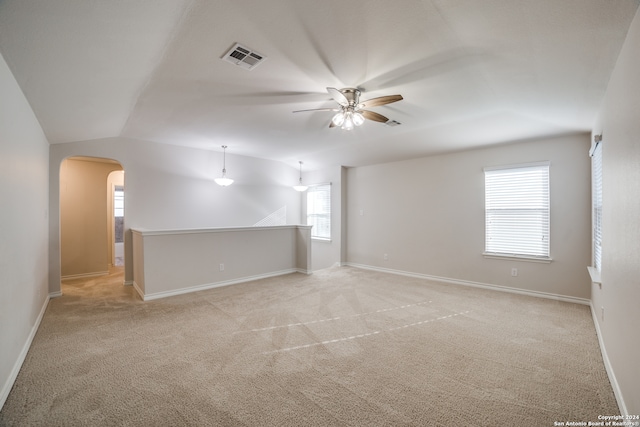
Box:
[307,184,331,239]
[484,163,550,258]
[592,143,603,271]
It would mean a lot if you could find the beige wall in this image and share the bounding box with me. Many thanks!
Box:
[592,7,640,416]
[346,133,592,300]
[60,157,122,278]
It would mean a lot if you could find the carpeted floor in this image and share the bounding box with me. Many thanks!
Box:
[0,266,618,426]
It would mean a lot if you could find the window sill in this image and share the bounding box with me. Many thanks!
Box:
[587,266,601,284]
[312,237,332,243]
[482,253,552,264]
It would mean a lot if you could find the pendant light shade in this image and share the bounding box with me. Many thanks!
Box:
[214,145,234,186]
[293,161,308,192]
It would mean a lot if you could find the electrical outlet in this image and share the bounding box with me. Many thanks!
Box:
[219,263,225,271]
[511,268,518,277]
[360,209,364,216]
[383,254,388,261]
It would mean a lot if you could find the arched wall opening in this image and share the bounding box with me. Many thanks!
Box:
[58,156,124,285]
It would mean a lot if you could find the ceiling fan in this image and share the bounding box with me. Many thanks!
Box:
[293,87,403,130]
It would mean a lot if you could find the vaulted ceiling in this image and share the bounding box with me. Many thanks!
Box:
[0,0,638,170]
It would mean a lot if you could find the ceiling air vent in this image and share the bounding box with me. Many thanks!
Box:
[222,43,266,70]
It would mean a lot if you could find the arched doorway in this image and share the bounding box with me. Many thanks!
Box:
[59,156,124,282]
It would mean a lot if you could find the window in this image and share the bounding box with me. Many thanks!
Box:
[592,142,603,271]
[307,184,331,240]
[484,163,550,259]
[114,185,124,244]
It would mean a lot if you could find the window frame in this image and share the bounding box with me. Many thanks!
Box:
[483,162,552,262]
[306,183,331,241]
[588,139,603,284]
[591,142,603,272]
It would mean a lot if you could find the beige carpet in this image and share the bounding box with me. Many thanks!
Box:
[0,266,618,426]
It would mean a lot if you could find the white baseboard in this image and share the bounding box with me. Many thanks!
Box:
[61,271,108,281]
[344,263,590,306]
[136,269,302,301]
[590,302,627,415]
[49,291,62,298]
[132,281,145,300]
[0,294,50,410]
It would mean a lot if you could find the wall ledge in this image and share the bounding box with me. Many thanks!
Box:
[132,224,312,237]
[132,225,312,301]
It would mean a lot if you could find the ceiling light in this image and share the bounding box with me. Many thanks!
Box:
[332,106,364,130]
[332,111,345,126]
[214,145,234,187]
[353,111,365,126]
[293,161,308,192]
[342,112,355,130]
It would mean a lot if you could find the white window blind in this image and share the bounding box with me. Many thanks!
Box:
[592,143,603,271]
[484,163,550,258]
[307,184,331,239]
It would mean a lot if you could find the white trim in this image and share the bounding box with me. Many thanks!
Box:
[123,280,134,287]
[483,160,551,172]
[61,271,108,280]
[312,237,332,243]
[131,224,312,237]
[344,263,589,306]
[590,302,626,415]
[0,295,50,410]
[132,281,145,300]
[307,182,332,188]
[136,269,306,301]
[49,291,62,298]
[483,253,553,263]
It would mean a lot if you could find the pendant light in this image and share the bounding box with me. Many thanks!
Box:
[214,145,234,186]
[293,161,308,192]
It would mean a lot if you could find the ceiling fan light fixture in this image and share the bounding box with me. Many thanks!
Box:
[332,111,345,126]
[293,161,308,192]
[353,111,365,126]
[215,145,234,187]
[294,87,403,130]
[342,113,355,130]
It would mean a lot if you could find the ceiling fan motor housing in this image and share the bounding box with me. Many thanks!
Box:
[340,88,361,106]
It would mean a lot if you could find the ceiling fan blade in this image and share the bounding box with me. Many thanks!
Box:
[293,108,339,113]
[358,94,403,109]
[327,87,349,107]
[329,121,337,128]
[361,110,390,123]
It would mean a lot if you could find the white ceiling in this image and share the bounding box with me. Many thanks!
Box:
[1,0,638,170]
